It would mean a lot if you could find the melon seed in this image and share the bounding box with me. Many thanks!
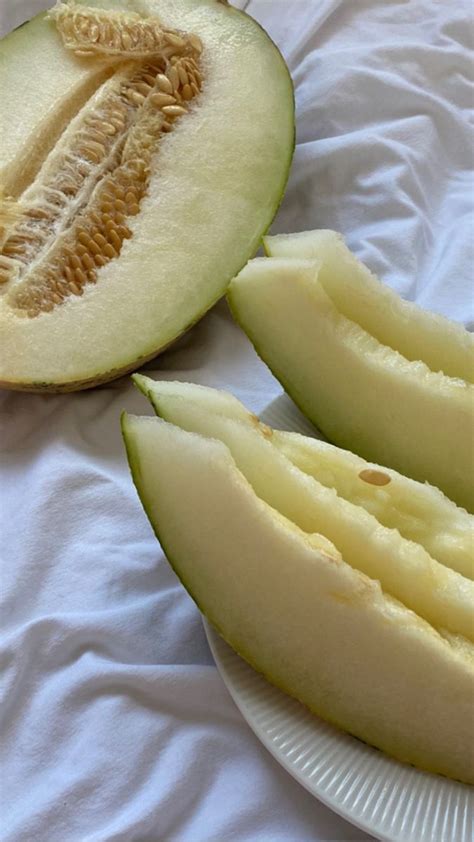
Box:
[358,469,391,487]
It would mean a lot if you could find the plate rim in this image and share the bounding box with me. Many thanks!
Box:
[203,619,472,842]
[203,620,388,842]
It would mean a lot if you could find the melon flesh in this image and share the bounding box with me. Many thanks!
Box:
[0,13,114,198]
[264,230,474,383]
[228,258,474,512]
[135,380,474,640]
[272,431,474,581]
[0,0,294,391]
[134,375,474,580]
[122,412,474,784]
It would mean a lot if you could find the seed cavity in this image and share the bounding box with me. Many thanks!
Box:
[51,1,203,60]
[1,3,204,316]
[358,469,391,487]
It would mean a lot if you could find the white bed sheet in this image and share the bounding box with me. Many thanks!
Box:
[1,1,472,840]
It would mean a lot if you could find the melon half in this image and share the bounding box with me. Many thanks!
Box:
[0,0,294,391]
[122,410,474,784]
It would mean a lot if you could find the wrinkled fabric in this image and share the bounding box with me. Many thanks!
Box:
[1,1,472,840]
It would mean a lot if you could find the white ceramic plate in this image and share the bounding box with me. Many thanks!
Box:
[204,393,473,842]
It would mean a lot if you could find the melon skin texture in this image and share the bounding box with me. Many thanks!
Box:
[134,375,474,581]
[122,412,474,784]
[227,256,474,512]
[0,0,294,391]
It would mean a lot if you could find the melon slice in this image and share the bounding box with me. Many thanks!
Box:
[0,0,294,391]
[122,412,474,783]
[272,431,474,581]
[264,230,474,383]
[228,258,474,512]
[134,377,474,640]
[134,375,474,580]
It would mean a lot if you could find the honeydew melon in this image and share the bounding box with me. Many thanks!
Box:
[228,257,474,511]
[264,230,474,383]
[134,376,474,639]
[272,431,474,581]
[134,375,474,580]
[122,412,474,783]
[0,0,294,391]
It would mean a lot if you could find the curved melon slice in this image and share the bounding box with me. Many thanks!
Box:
[134,375,474,580]
[272,431,474,581]
[0,0,294,391]
[133,378,474,640]
[228,258,474,512]
[264,230,474,383]
[122,412,474,783]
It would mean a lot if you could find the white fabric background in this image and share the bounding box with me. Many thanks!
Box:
[1,1,473,840]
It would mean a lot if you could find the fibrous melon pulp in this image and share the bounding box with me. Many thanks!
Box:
[0,0,294,390]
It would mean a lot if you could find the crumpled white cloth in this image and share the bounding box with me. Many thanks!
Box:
[1,1,472,840]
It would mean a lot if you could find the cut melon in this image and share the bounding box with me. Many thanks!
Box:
[122,412,474,783]
[134,377,474,639]
[272,431,474,581]
[0,0,294,391]
[228,257,474,512]
[134,375,474,580]
[264,230,474,383]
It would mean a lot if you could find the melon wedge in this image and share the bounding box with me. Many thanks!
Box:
[264,230,474,383]
[133,376,474,640]
[122,412,474,783]
[134,375,474,580]
[272,431,474,581]
[0,0,294,391]
[228,258,474,512]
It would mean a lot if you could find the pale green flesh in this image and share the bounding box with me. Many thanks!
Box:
[134,375,474,581]
[135,378,474,640]
[122,413,474,784]
[272,431,474,581]
[0,0,294,391]
[0,14,116,197]
[228,258,474,512]
[264,230,474,383]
